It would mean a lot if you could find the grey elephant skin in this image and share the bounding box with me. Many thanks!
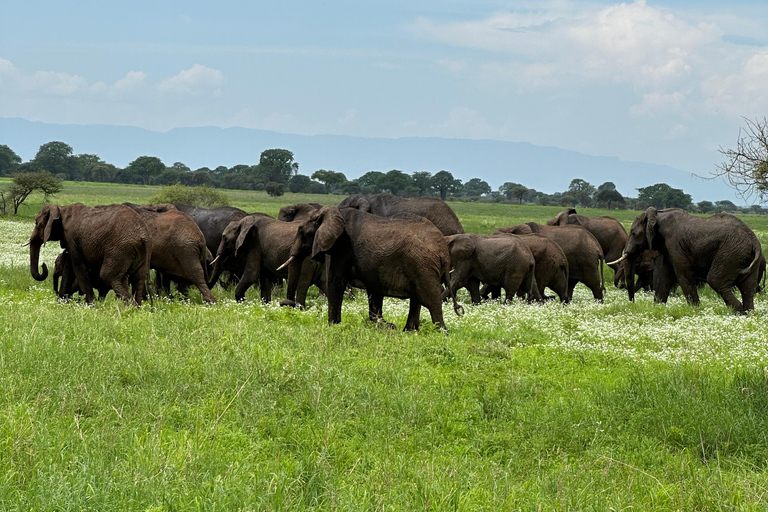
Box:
[484,233,570,302]
[442,233,539,304]
[124,203,215,303]
[29,203,151,305]
[547,208,627,287]
[53,250,111,300]
[283,206,462,330]
[277,203,323,223]
[212,213,325,305]
[338,193,464,235]
[619,208,762,312]
[496,222,604,301]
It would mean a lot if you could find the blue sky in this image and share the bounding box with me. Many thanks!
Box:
[2,0,768,184]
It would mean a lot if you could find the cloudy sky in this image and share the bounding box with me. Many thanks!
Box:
[2,0,768,177]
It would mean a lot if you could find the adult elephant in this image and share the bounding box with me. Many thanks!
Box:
[338,193,464,235]
[28,203,150,305]
[495,222,604,301]
[211,214,325,305]
[547,208,627,287]
[277,203,323,222]
[441,233,539,304]
[279,207,462,330]
[171,204,249,286]
[612,208,762,312]
[483,234,570,303]
[124,203,215,303]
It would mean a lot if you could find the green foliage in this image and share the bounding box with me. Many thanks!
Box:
[430,170,462,200]
[376,169,412,196]
[148,184,230,208]
[126,155,165,186]
[463,177,491,197]
[595,188,625,209]
[265,181,285,197]
[311,170,347,194]
[259,148,299,183]
[0,171,63,215]
[637,183,693,210]
[32,141,77,179]
[568,178,596,207]
[0,144,22,176]
[289,174,314,193]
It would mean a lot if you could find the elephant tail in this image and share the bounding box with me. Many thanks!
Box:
[442,258,464,317]
[740,238,762,275]
[599,256,606,292]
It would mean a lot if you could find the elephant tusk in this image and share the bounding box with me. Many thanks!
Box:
[21,241,30,247]
[276,256,294,271]
[607,254,628,266]
[210,254,220,265]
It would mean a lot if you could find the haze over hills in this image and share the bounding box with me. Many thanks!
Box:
[0,117,736,202]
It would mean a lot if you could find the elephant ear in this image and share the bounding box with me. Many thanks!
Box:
[312,207,345,258]
[42,205,62,245]
[645,207,658,250]
[446,235,475,264]
[235,216,259,257]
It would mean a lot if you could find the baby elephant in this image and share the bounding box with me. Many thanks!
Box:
[442,233,539,304]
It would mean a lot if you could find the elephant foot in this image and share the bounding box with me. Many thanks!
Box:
[279,299,297,308]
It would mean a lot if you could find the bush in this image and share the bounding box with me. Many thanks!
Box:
[148,185,230,208]
[265,182,285,197]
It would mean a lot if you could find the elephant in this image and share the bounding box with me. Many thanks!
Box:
[440,233,539,304]
[53,250,111,300]
[483,233,570,303]
[338,193,465,235]
[280,206,462,330]
[547,208,628,287]
[211,213,326,305]
[495,222,604,301]
[171,204,249,287]
[123,203,216,303]
[613,208,763,312]
[28,203,151,305]
[277,203,323,222]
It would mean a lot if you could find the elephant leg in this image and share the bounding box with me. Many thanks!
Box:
[367,292,395,328]
[707,264,745,312]
[186,263,216,304]
[404,298,421,331]
[584,271,604,302]
[234,275,256,302]
[502,274,525,303]
[129,270,147,307]
[235,257,260,302]
[466,277,482,305]
[325,257,348,325]
[676,272,700,306]
[294,260,318,308]
[567,279,578,302]
[259,273,273,303]
[418,278,446,330]
[66,251,96,303]
[737,278,756,313]
[613,265,625,288]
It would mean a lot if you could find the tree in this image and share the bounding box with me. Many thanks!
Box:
[126,155,165,186]
[265,182,285,197]
[510,186,529,204]
[430,170,462,200]
[637,183,693,210]
[462,178,491,197]
[595,188,624,209]
[258,149,299,183]
[715,200,738,212]
[312,170,348,194]
[72,153,104,181]
[357,171,384,193]
[288,174,313,193]
[377,170,412,196]
[567,179,596,207]
[33,141,76,179]
[713,117,768,203]
[697,200,715,214]
[411,171,433,196]
[0,145,22,176]
[499,182,524,200]
[597,181,617,192]
[0,171,63,215]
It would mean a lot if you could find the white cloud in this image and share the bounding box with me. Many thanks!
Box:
[158,64,224,95]
[702,50,768,116]
[630,91,687,117]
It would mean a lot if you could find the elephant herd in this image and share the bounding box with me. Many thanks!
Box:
[25,194,766,330]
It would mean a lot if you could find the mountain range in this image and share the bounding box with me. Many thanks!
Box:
[0,117,735,202]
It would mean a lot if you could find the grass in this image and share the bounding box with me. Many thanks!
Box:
[2,183,768,509]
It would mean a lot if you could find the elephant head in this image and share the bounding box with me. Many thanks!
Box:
[445,234,475,267]
[28,204,64,281]
[611,207,659,299]
[286,206,346,264]
[277,203,323,223]
[338,194,372,212]
[546,209,578,226]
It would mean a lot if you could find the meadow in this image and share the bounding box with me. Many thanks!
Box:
[2,182,768,510]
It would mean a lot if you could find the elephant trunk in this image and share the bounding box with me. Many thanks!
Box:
[29,242,48,281]
[624,258,635,302]
[207,245,225,288]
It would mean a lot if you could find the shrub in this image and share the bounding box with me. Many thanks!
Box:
[265,182,285,197]
[148,185,230,208]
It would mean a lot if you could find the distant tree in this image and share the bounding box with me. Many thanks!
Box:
[71,153,103,181]
[258,149,299,183]
[595,188,624,209]
[597,181,617,192]
[90,163,119,183]
[342,180,361,195]
[499,182,524,200]
[265,182,285,197]
[189,168,215,186]
[637,183,693,210]
[288,174,313,193]
[715,200,738,212]
[220,173,252,190]
[510,186,529,204]
[568,179,596,207]
[312,170,348,194]
[411,171,433,196]
[309,181,327,194]
[560,193,577,207]
[430,170,462,200]
[357,171,385,193]
[697,201,715,213]
[212,165,228,177]
[0,171,63,215]
[0,145,22,176]
[155,169,185,186]
[149,185,229,208]
[463,178,491,197]
[377,170,412,196]
[32,141,76,179]
[126,156,165,186]
[750,204,764,215]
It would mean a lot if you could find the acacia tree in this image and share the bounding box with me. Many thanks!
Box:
[430,170,462,200]
[312,170,347,194]
[0,171,63,215]
[510,186,529,204]
[567,179,596,207]
[713,117,768,202]
[126,156,165,185]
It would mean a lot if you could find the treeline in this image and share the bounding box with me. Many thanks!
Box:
[0,141,760,215]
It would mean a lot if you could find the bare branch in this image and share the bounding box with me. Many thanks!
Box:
[712,117,768,204]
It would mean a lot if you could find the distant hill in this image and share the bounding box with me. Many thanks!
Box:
[0,117,733,201]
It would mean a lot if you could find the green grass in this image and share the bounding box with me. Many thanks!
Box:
[2,182,768,510]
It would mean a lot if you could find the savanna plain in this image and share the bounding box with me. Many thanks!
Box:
[3,181,768,511]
